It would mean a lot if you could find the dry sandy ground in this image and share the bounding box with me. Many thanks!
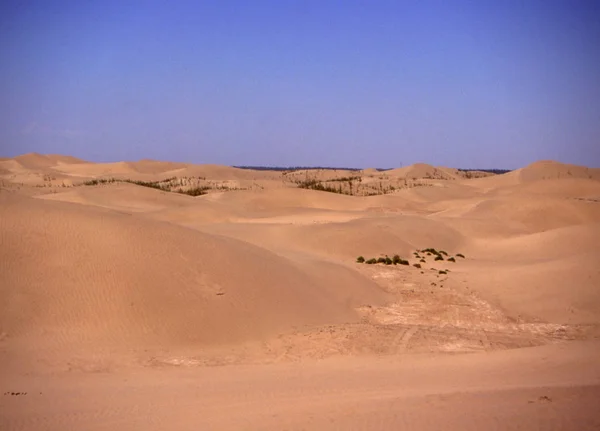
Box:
[1,154,600,430]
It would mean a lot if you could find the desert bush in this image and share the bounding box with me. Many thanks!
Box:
[447,257,456,262]
[420,258,426,263]
[366,258,377,264]
[178,186,210,196]
[83,178,117,186]
[439,270,447,275]
[356,256,365,263]
[434,255,444,261]
[377,257,387,264]
[413,263,421,269]
[439,250,448,256]
[456,253,465,258]
[384,256,393,265]
[392,255,401,265]
[399,259,409,266]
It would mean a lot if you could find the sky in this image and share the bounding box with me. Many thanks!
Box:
[1,0,599,169]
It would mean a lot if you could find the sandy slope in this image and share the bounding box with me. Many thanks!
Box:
[0,193,386,356]
[1,154,600,430]
[2,342,599,430]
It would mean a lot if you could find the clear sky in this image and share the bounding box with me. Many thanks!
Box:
[1,0,599,169]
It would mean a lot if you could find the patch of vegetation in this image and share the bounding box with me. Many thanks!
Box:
[235,166,362,172]
[365,258,377,264]
[83,178,117,186]
[296,179,349,195]
[127,178,175,191]
[439,270,447,275]
[329,176,361,182]
[458,168,511,175]
[447,257,456,262]
[376,257,387,264]
[420,259,426,263]
[439,250,448,256]
[456,253,465,258]
[356,256,365,263]
[177,186,210,196]
[434,255,444,261]
[385,256,393,265]
[413,263,421,269]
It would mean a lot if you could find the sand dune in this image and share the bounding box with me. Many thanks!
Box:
[12,152,59,169]
[461,195,600,232]
[518,160,600,182]
[45,154,88,165]
[37,182,197,213]
[1,153,599,430]
[0,193,386,355]
[50,161,141,178]
[204,187,367,212]
[385,162,459,180]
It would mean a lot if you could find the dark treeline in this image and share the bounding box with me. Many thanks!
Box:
[457,168,512,174]
[234,166,363,172]
[234,166,511,174]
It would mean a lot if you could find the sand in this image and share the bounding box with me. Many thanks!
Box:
[1,154,599,430]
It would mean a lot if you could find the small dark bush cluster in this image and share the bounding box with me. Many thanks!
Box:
[177,186,210,196]
[83,178,117,186]
[447,257,456,262]
[456,253,465,258]
[413,263,421,269]
[434,255,444,261]
[439,270,447,275]
[357,254,409,266]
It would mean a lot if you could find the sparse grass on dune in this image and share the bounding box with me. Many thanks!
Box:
[81,176,241,196]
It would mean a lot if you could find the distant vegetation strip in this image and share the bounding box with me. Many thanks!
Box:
[233,165,363,172]
[457,168,511,174]
[82,178,210,196]
[235,166,511,174]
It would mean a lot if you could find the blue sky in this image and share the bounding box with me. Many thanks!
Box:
[1,0,599,168]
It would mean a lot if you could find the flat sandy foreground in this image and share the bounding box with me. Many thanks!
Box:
[1,154,600,430]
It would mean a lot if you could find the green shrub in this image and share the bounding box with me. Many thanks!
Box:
[384,257,393,265]
[392,255,401,265]
[356,256,365,263]
[377,257,387,264]
[366,258,377,264]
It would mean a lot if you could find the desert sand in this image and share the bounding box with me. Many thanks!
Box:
[1,153,600,430]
